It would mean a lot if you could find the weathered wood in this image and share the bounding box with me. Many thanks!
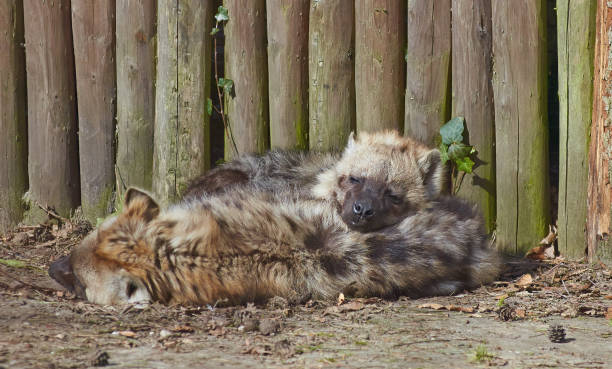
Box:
[308,0,355,151]
[404,0,451,146]
[224,0,269,159]
[116,0,156,196]
[451,0,495,233]
[23,0,80,217]
[153,0,214,206]
[587,0,612,262]
[266,0,309,150]
[71,0,116,223]
[557,0,596,259]
[0,0,27,232]
[492,0,550,254]
[355,0,405,133]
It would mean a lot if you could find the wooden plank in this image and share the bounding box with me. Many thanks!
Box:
[451,0,496,233]
[404,0,451,146]
[308,0,355,151]
[558,0,596,259]
[153,0,214,206]
[23,0,80,218]
[491,0,550,254]
[587,0,612,262]
[0,0,27,232]
[71,0,116,223]
[224,0,269,159]
[266,0,309,150]
[115,0,156,195]
[355,0,405,133]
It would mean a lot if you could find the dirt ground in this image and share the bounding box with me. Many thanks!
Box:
[1,223,611,369]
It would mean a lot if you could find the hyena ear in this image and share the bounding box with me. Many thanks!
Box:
[417,149,448,199]
[346,131,356,150]
[123,188,160,222]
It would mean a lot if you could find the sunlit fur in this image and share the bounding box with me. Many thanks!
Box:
[49,188,500,306]
[184,130,447,232]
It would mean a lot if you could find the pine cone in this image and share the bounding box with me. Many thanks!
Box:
[548,324,566,343]
[497,305,515,321]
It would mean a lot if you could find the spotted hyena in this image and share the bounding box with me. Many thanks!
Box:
[184,130,448,232]
[48,187,499,306]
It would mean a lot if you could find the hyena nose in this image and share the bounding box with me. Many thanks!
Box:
[353,200,374,219]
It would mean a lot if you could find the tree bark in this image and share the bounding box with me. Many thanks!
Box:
[71,0,116,223]
[587,0,612,262]
[557,0,596,259]
[224,0,269,159]
[404,0,451,146]
[355,0,405,133]
[451,0,496,233]
[116,0,156,196]
[308,0,355,151]
[492,0,550,254]
[0,0,27,232]
[153,0,214,206]
[266,0,309,150]
[23,0,80,217]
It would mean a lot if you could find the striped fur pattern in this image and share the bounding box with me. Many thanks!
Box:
[49,188,500,306]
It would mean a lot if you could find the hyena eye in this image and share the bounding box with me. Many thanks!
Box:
[386,192,402,204]
[126,281,137,298]
[349,176,361,184]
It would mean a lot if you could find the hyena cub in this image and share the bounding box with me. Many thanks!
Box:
[184,130,447,232]
[49,187,499,306]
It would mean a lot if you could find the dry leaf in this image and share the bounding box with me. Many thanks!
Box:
[514,309,526,318]
[446,305,474,313]
[338,301,364,312]
[605,306,612,320]
[525,244,555,260]
[337,293,345,306]
[418,303,445,310]
[539,225,557,245]
[516,274,533,287]
[171,325,194,333]
[117,330,136,338]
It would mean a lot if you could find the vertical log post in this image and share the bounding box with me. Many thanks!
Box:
[404,0,451,146]
[492,0,550,254]
[451,0,496,233]
[587,0,612,262]
[308,0,355,151]
[0,0,27,232]
[71,0,116,223]
[355,0,405,133]
[224,0,269,159]
[116,0,156,196]
[266,0,309,150]
[153,0,214,206]
[23,0,80,218]
[558,0,596,259]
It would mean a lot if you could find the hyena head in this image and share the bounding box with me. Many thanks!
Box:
[49,188,160,305]
[312,130,447,232]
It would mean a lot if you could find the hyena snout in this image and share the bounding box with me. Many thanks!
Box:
[352,198,375,218]
[49,255,86,299]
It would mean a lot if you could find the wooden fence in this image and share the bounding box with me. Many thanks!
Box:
[0,0,608,261]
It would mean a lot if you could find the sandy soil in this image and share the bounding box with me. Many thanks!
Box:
[1,223,610,369]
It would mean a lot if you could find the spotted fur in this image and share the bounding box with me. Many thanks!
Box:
[184,131,447,232]
[49,188,500,306]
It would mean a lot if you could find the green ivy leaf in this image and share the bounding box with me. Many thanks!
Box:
[447,142,472,161]
[218,78,234,94]
[210,27,219,36]
[455,156,475,174]
[206,98,213,116]
[439,143,450,165]
[440,116,465,145]
[215,6,229,22]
